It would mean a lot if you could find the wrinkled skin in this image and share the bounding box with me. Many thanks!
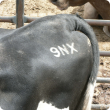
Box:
[50,0,110,36]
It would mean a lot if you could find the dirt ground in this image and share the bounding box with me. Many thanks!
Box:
[0,0,110,108]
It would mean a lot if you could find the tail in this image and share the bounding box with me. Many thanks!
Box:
[64,14,99,110]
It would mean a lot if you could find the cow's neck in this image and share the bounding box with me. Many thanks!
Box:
[89,0,110,19]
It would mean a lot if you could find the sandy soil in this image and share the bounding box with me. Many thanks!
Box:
[0,0,110,107]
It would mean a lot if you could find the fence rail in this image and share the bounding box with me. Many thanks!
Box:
[92,104,110,110]
[0,0,110,109]
[1,16,110,26]
[97,77,110,83]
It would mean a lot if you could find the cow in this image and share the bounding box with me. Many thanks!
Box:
[0,14,99,110]
[83,2,99,19]
[49,0,110,37]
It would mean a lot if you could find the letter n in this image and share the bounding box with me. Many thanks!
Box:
[58,45,69,56]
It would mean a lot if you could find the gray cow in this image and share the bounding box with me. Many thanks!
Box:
[0,14,99,110]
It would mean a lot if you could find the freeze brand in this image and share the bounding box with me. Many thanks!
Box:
[50,42,78,57]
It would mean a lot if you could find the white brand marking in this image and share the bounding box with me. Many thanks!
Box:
[50,42,78,57]
[50,47,61,57]
[58,45,69,56]
[66,43,78,54]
